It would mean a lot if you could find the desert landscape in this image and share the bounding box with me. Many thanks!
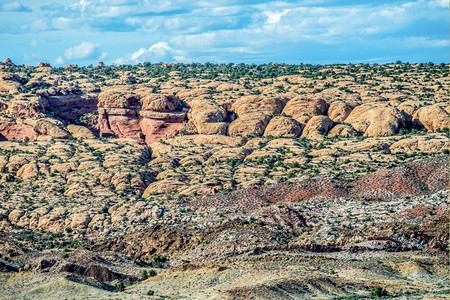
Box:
[0,59,448,299]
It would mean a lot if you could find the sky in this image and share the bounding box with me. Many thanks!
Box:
[0,0,448,66]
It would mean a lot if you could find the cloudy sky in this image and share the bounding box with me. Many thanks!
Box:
[0,0,448,66]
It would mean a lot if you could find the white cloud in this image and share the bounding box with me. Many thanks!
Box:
[55,56,64,65]
[128,42,173,63]
[430,0,449,8]
[71,0,92,16]
[52,17,73,30]
[114,41,196,64]
[99,52,108,60]
[64,42,100,60]
[29,39,38,47]
[264,9,290,25]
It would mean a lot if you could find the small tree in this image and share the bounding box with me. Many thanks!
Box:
[370,286,388,298]
[115,281,125,292]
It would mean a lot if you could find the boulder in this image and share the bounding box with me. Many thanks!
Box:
[228,113,271,137]
[263,116,302,137]
[16,163,39,179]
[328,124,357,137]
[232,95,288,116]
[66,125,95,139]
[143,179,186,197]
[412,104,449,132]
[188,99,228,134]
[33,119,71,139]
[327,101,353,122]
[301,116,334,139]
[344,104,407,137]
[70,213,91,229]
[8,209,24,223]
[282,96,328,120]
[141,94,182,112]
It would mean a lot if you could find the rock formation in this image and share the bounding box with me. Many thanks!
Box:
[412,103,449,132]
[281,96,328,123]
[97,86,187,145]
[344,103,407,137]
[228,95,289,136]
[263,116,302,137]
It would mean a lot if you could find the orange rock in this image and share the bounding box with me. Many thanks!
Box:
[263,116,302,137]
[282,96,328,120]
[301,115,334,138]
[345,103,407,137]
[328,101,353,122]
[412,103,449,132]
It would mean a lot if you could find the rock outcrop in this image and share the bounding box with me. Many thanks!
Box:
[263,116,302,137]
[187,99,228,134]
[228,95,288,136]
[327,101,353,122]
[301,116,334,139]
[328,124,356,137]
[412,104,449,132]
[0,118,37,141]
[281,96,328,122]
[97,86,187,145]
[66,125,95,139]
[344,104,407,137]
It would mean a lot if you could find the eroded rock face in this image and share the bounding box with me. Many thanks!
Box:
[228,95,289,136]
[188,99,228,135]
[328,124,356,137]
[232,95,288,116]
[0,118,37,141]
[301,116,334,139]
[66,125,95,139]
[228,113,271,137]
[32,119,71,139]
[263,116,302,137]
[282,97,328,121]
[344,104,407,137]
[327,101,353,122]
[413,104,449,132]
[6,96,46,118]
[97,86,187,145]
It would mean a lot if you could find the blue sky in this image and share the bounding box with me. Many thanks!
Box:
[0,0,448,66]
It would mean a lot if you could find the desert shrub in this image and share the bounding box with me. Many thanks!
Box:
[115,281,125,292]
[370,286,389,298]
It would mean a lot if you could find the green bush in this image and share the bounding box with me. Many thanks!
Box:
[370,286,388,298]
[115,281,125,292]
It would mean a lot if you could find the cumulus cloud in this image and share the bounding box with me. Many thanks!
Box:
[264,9,290,25]
[64,42,100,60]
[55,56,64,65]
[0,1,31,12]
[117,42,175,64]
